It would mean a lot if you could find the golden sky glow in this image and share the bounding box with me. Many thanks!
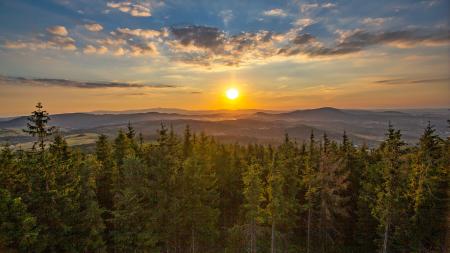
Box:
[0,0,449,116]
[226,88,239,100]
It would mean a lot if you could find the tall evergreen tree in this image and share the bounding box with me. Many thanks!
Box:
[113,129,132,168]
[72,156,106,252]
[242,162,265,253]
[23,102,55,151]
[408,123,448,251]
[374,123,407,253]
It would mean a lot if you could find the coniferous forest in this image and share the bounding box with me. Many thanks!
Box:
[1,103,448,253]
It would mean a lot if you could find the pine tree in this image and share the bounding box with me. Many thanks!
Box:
[95,134,116,210]
[374,123,406,253]
[126,121,135,139]
[316,135,349,251]
[72,156,106,252]
[49,134,70,161]
[408,123,448,251]
[144,123,182,251]
[242,162,265,253]
[267,164,284,253]
[112,157,158,252]
[95,134,117,250]
[113,129,132,167]
[179,152,219,253]
[183,125,193,158]
[23,102,55,151]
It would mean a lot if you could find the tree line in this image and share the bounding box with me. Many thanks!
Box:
[1,103,448,253]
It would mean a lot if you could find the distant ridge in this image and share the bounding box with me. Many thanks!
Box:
[89,108,283,115]
[1,107,448,147]
[284,107,347,116]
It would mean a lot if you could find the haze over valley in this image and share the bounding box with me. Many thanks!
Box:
[1,107,448,149]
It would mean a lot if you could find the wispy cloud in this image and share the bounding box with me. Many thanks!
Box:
[293,18,315,28]
[219,10,233,26]
[279,28,450,57]
[115,27,164,39]
[0,76,177,89]
[107,1,151,17]
[322,3,337,8]
[2,20,449,67]
[263,8,288,17]
[375,77,449,85]
[84,23,103,32]
[361,17,390,26]
[300,3,319,13]
[4,35,77,51]
[300,2,336,13]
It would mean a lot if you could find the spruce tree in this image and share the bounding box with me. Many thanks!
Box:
[374,123,406,253]
[242,162,265,253]
[408,123,448,251]
[23,102,55,151]
[72,156,106,252]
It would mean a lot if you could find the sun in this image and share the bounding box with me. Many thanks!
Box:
[226,88,239,100]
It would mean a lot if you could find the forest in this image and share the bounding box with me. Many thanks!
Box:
[0,103,448,253]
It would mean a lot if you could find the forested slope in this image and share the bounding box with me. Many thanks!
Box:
[1,104,448,253]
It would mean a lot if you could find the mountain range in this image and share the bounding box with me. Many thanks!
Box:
[1,107,448,148]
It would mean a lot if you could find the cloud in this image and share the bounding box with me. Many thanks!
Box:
[167,26,282,66]
[4,21,448,67]
[107,1,151,17]
[293,18,315,28]
[292,33,315,44]
[84,23,103,32]
[219,10,233,26]
[129,42,158,56]
[421,0,441,7]
[263,8,288,17]
[0,75,177,89]
[113,47,126,56]
[115,27,163,39]
[77,26,165,57]
[332,29,450,51]
[4,40,53,50]
[165,24,449,66]
[97,37,126,46]
[279,28,450,57]
[300,3,336,12]
[300,3,319,13]
[322,3,337,8]
[374,77,450,85]
[48,35,77,50]
[3,36,77,51]
[47,26,69,36]
[170,26,226,53]
[83,45,108,54]
[362,17,389,26]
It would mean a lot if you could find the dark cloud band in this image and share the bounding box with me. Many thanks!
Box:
[0,76,176,89]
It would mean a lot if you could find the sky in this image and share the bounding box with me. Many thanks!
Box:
[0,0,449,116]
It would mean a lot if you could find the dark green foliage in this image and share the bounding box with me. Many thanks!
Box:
[22,102,55,151]
[0,189,38,251]
[0,104,448,253]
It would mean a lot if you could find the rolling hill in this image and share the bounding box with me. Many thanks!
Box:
[1,107,448,148]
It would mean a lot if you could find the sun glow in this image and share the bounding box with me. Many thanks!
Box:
[226,88,239,100]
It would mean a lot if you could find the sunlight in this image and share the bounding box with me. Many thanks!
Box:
[226,88,239,100]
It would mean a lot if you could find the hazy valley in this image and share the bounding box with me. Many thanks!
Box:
[1,107,448,149]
